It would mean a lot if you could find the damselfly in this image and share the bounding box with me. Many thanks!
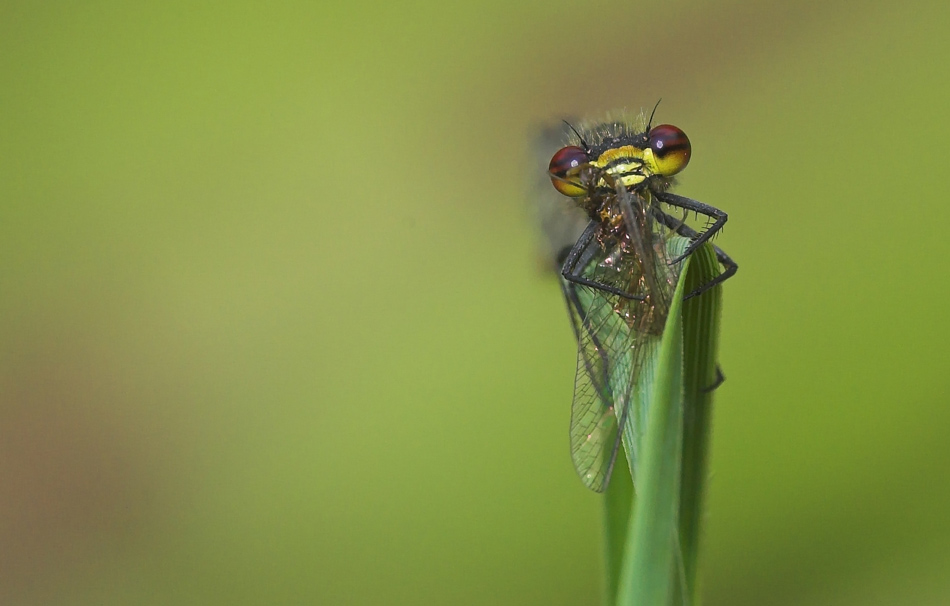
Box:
[541,108,737,491]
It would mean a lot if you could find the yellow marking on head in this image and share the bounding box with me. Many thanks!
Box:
[592,145,645,167]
[618,173,646,187]
[592,145,651,189]
[641,148,660,175]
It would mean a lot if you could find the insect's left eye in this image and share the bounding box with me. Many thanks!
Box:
[549,146,589,197]
[647,124,691,176]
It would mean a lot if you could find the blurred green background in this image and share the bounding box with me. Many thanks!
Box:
[3,1,950,604]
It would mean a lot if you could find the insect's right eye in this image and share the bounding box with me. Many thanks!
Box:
[549,146,589,197]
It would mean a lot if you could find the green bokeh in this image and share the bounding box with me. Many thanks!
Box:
[2,1,949,604]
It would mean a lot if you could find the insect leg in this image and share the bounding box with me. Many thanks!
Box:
[561,221,646,301]
[651,210,730,393]
[703,365,726,392]
[654,191,728,263]
[652,209,737,300]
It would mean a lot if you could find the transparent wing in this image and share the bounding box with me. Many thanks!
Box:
[561,272,620,492]
[561,188,681,491]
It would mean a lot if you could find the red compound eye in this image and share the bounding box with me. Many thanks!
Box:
[647,124,691,176]
[548,146,589,197]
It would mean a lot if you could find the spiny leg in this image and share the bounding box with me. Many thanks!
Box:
[561,221,646,301]
[651,209,737,300]
[654,191,728,264]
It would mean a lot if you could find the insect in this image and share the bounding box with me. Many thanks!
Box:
[543,108,737,492]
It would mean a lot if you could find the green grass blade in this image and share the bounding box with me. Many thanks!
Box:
[677,242,723,605]
[603,239,723,606]
[602,454,634,606]
[616,251,689,606]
